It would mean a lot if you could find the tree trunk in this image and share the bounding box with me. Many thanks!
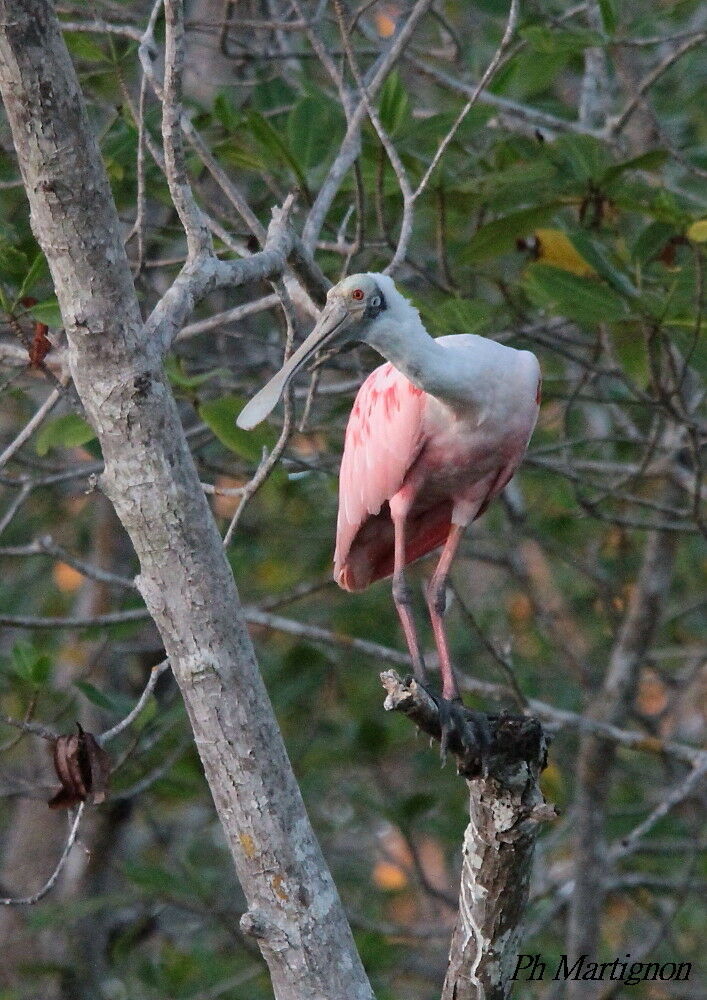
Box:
[0,4,373,998]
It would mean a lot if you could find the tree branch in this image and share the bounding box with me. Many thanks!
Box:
[381,671,555,999]
[567,494,679,999]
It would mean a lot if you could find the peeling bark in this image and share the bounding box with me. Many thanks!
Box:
[381,672,555,999]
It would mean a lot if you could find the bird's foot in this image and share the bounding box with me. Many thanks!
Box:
[433,695,492,775]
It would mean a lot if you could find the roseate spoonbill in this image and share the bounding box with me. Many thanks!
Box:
[238,274,541,753]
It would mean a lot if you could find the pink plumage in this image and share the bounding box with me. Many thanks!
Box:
[238,271,541,708]
[334,363,426,590]
[334,342,541,594]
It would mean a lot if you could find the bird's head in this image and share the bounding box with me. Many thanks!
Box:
[237,272,395,429]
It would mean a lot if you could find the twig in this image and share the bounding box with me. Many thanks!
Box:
[0,387,63,472]
[0,535,137,589]
[407,55,607,140]
[161,0,211,257]
[58,17,143,41]
[112,737,190,799]
[610,759,707,862]
[245,606,704,766]
[450,582,528,711]
[608,32,707,137]
[0,608,150,628]
[223,278,298,544]
[177,295,280,339]
[333,0,414,274]
[0,713,57,742]
[99,659,170,744]
[412,0,520,202]
[302,0,435,250]
[0,803,85,905]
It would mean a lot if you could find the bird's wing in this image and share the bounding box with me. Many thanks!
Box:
[334,363,426,586]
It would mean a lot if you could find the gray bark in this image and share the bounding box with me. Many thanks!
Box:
[381,672,555,1000]
[0,4,373,998]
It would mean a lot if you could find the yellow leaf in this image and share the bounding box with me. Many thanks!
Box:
[534,229,597,277]
[507,591,532,623]
[53,561,84,593]
[374,6,399,38]
[687,218,707,242]
[373,861,408,891]
[539,760,564,800]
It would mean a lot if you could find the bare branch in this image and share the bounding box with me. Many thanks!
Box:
[302,0,435,250]
[608,32,707,137]
[99,659,170,744]
[0,535,137,588]
[161,0,212,256]
[0,387,63,471]
[407,55,607,140]
[0,5,373,994]
[413,0,520,202]
[0,713,57,743]
[0,803,85,906]
[610,759,707,862]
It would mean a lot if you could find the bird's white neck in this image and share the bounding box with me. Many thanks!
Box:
[362,286,452,400]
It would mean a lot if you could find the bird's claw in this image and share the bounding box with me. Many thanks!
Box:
[432,694,492,775]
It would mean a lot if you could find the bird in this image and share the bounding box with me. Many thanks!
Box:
[237,273,541,757]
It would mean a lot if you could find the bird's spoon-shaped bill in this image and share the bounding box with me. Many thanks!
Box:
[236,298,348,430]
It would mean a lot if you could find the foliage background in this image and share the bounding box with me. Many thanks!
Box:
[0,1,704,998]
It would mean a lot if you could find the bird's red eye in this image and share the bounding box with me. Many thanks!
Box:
[352,288,364,301]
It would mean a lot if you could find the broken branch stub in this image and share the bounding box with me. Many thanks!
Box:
[380,670,556,1000]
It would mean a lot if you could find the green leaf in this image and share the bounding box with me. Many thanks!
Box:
[0,241,29,282]
[164,355,229,391]
[631,221,676,264]
[27,298,63,327]
[122,861,182,896]
[213,91,241,134]
[602,149,669,186]
[75,680,121,712]
[566,230,638,298]
[30,655,53,686]
[11,641,52,685]
[217,143,266,173]
[549,134,610,183]
[520,26,604,53]
[458,160,557,199]
[251,76,297,112]
[609,325,649,386]
[597,0,617,32]
[35,413,96,457]
[462,204,559,263]
[524,263,631,325]
[65,32,109,63]
[199,395,276,462]
[245,111,307,192]
[378,71,410,135]
[492,49,568,100]
[11,640,34,679]
[287,96,343,171]
[419,297,493,335]
[14,252,49,306]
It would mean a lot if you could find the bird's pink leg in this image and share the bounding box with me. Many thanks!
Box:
[390,494,427,685]
[425,523,464,701]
